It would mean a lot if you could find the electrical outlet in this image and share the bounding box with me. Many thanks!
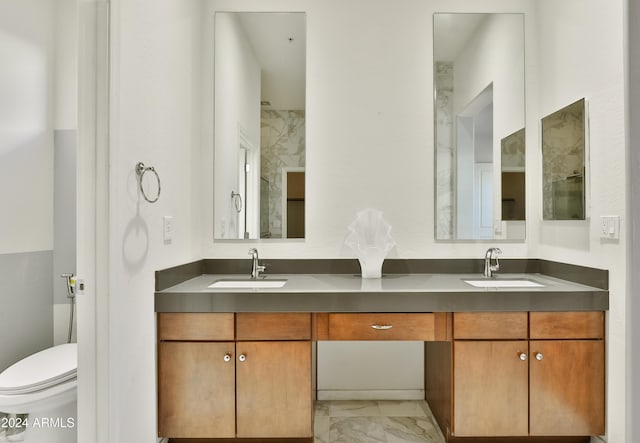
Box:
[163,216,174,242]
[599,215,620,240]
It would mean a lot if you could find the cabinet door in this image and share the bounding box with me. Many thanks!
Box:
[158,342,235,438]
[236,341,312,438]
[530,340,605,436]
[453,341,529,437]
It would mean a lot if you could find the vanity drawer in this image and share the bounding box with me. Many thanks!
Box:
[328,313,436,340]
[530,311,604,339]
[453,312,528,339]
[158,313,235,341]
[236,313,312,340]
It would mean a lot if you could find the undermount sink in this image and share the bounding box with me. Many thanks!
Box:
[463,279,544,288]
[208,278,288,289]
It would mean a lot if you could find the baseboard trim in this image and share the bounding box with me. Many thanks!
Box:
[316,389,425,401]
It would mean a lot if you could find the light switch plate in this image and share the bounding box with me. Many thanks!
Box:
[599,215,620,239]
[163,216,174,242]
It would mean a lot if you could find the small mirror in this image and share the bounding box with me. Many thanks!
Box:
[541,98,586,220]
[214,12,306,239]
[434,13,525,240]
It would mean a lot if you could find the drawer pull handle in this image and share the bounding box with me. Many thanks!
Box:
[223,353,232,363]
[371,324,393,330]
[519,352,528,361]
[238,354,246,362]
[535,352,543,361]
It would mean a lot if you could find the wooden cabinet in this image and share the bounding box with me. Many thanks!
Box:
[529,340,605,436]
[316,312,450,341]
[453,312,528,340]
[449,311,604,439]
[236,341,312,438]
[236,312,312,340]
[454,340,529,436]
[328,313,437,340]
[452,337,604,438]
[157,312,235,341]
[157,313,236,438]
[529,311,605,436]
[452,312,529,437]
[157,310,605,440]
[158,341,235,438]
[157,313,312,439]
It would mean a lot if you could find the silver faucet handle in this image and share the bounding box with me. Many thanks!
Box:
[484,248,502,277]
[491,249,501,272]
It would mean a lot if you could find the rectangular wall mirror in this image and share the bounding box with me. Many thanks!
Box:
[434,13,525,241]
[214,12,306,240]
[541,98,586,220]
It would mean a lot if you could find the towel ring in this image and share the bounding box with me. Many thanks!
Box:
[231,191,242,213]
[136,162,161,203]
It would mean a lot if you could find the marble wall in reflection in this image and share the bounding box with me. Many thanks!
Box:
[501,128,526,221]
[541,98,585,220]
[261,110,305,237]
[435,62,454,239]
[501,127,525,169]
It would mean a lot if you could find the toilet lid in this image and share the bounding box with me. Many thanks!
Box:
[0,343,77,395]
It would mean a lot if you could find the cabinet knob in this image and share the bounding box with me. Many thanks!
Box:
[519,352,527,361]
[238,354,246,362]
[535,352,543,361]
[223,353,232,363]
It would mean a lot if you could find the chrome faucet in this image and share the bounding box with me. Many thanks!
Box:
[484,248,502,278]
[248,248,266,279]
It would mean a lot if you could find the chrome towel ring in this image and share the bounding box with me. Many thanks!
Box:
[136,162,161,203]
[231,191,242,212]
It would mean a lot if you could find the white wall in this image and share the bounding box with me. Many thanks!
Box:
[0,0,54,255]
[627,0,639,441]
[0,0,77,350]
[533,1,627,442]
[108,1,205,441]
[0,0,56,369]
[54,0,77,131]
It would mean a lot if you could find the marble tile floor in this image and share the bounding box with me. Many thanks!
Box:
[314,400,446,443]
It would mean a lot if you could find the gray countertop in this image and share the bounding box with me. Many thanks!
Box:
[155,273,608,313]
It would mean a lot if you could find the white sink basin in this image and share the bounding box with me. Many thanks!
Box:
[208,278,288,289]
[463,279,544,288]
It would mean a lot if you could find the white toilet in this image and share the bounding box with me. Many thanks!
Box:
[0,343,77,443]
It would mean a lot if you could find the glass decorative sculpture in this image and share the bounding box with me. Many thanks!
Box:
[345,208,396,278]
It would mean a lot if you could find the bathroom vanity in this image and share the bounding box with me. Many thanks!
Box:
[154,259,608,443]
[157,313,312,439]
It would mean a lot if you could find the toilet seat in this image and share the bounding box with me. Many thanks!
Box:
[0,343,77,395]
